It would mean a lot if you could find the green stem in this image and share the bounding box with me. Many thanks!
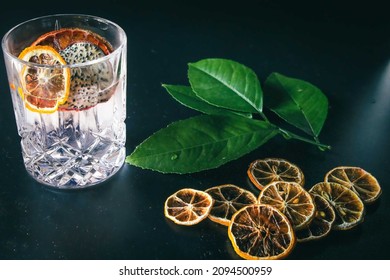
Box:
[278,128,331,150]
[257,112,330,150]
[259,112,270,123]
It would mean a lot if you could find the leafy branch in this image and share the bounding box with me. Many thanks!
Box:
[126,58,330,174]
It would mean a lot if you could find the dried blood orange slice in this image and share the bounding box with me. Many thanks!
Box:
[310,182,365,230]
[325,166,381,204]
[18,45,70,113]
[228,204,296,260]
[258,181,315,230]
[247,158,305,190]
[164,188,213,226]
[30,28,113,54]
[295,194,336,242]
[205,184,257,226]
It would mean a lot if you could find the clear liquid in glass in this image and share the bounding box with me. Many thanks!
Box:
[11,75,126,188]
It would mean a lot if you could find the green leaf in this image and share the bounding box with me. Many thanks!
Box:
[264,72,328,137]
[188,58,263,113]
[126,114,278,174]
[162,84,252,118]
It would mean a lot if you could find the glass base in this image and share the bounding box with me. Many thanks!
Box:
[23,145,126,189]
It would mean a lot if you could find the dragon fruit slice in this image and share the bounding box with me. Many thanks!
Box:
[59,42,115,110]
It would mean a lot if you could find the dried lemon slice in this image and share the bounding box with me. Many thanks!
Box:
[205,184,257,226]
[296,194,336,242]
[18,45,70,113]
[228,204,296,260]
[310,182,365,230]
[258,181,315,230]
[325,166,381,204]
[164,188,213,226]
[248,158,305,190]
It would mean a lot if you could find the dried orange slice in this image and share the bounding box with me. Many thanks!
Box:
[258,181,315,230]
[310,182,365,230]
[164,188,213,226]
[247,158,305,190]
[205,184,257,226]
[325,166,381,204]
[18,45,70,113]
[228,204,296,260]
[295,194,336,242]
[31,28,113,54]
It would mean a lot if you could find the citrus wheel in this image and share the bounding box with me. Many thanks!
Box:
[247,158,305,190]
[164,188,213,226]
[205,184,257,226]
[258,181,315,230]
[31,28,113,54]
[309,182,365,230]
[228,204,296,260]
[295,194,336,242]
[18,45,70,113]
[325,166,381,204]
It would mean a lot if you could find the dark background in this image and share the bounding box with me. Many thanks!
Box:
[0,0,389,259]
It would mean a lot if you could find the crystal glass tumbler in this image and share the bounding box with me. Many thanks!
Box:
[2,14,127,189]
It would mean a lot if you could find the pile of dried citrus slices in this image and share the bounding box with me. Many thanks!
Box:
[164,158,382,260]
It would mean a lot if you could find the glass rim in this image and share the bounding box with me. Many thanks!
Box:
[1,13,127,69]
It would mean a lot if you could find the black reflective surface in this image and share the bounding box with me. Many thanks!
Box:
[0,0,389,260]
